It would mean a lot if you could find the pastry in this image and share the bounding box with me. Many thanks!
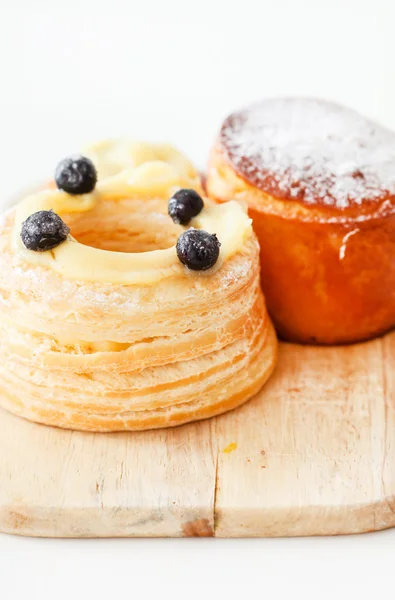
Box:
[0,140,277,431]
[207,98,395,344]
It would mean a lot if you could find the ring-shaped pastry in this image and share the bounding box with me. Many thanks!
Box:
[0,140,277,431]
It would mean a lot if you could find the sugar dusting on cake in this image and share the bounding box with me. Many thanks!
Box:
[220,98,395,209]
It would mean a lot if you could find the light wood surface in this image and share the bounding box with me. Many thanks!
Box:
[1,334,395,538]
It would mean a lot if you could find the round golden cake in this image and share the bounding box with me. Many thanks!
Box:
[207,98,395,345]
[0,141,277,431]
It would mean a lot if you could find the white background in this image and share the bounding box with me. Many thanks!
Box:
[0,0,395,598]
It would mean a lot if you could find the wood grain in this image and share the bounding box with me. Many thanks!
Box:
[1,334,395,538]
[0,415,216,537]
[214,336,395,536]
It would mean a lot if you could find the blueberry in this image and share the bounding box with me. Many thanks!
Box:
[176,229,221,271]
[20,210,70,252]
[55,155,97,195]
[168,189,204,225]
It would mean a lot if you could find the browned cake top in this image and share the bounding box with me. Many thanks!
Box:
[219,98,395,209]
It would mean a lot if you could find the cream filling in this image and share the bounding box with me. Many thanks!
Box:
[10,140,252,285]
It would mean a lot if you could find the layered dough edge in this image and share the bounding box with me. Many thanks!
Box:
[0,141,277,430]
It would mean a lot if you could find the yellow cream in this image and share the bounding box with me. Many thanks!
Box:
[11,140,252,285]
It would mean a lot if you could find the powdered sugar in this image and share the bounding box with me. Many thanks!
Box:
[220,98,395,208]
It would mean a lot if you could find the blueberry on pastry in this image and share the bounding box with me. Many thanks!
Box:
[168,189,204,225]
[21,210,69,251]
[55,155,97,195]
[176,229,220,271]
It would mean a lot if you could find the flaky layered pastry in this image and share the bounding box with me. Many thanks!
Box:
[0,141,277,431]
[207,98,395,344]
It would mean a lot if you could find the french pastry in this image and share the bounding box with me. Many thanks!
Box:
[207,98,395,345]
[0,140,277,431]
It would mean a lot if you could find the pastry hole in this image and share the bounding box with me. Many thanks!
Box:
[63,197,184,253]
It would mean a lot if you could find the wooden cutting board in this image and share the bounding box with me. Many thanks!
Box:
[1,332,394,538]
